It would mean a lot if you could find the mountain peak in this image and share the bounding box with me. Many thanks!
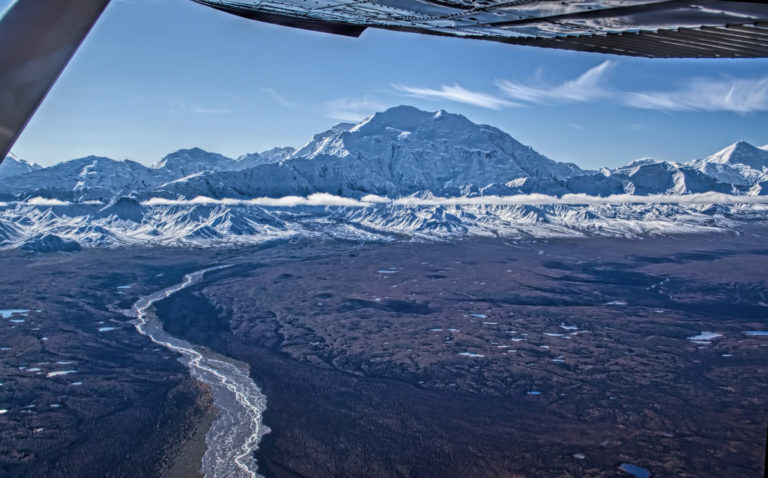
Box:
[258,146,295,162]
[698,141,768,170]
[74,154,115,162]
[154,148,235,176]
[349,105,470,134]
[157,147,227,162]
[624,157,659,168]
[0,153,42,178]
[330,123,355,132]
[236,147,296,168]
[175,146,207,155]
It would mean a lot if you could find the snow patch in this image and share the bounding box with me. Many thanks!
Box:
[687,331,722,343]
[46,370,76,378]
[1,309,29,318]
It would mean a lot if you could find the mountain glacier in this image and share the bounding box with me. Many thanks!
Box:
[1,105,766,251]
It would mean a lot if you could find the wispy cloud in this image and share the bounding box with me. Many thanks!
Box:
[190,106,232,114]
[216,90,244,103]
[325,96,386,122]
[393,84,517,110]
[623,76,768,113]
[263,87,297,108]
[496,60,614,104]
[322,63,767,120]
[169,100,231,115]
[495,61,768,113]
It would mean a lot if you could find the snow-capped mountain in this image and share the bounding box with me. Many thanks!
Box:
[608,159,733,195]
[152,106,584,199]
[688,141,768,192]
[0,153,41,178]
[292,105,583,189]
[153,146,298,177]
[293,106,582,182]
[152,148,240,177]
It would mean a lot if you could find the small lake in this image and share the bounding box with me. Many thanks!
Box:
[620,463,650,478]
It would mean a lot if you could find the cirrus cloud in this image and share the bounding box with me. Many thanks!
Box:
[623,76,768,113]
[325,96,388,122]
[392,83,518,110]
[392,61,768,114]
[496,60,615,104]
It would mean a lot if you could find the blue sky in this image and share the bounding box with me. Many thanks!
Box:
[4,0,768,169]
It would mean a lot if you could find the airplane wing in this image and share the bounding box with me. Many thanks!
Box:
[1,0,767,161]
[192,0,768,58]
[0,0,111,163]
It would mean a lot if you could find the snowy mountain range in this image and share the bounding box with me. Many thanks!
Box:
[1,105,767,251]
[3,106,767,201]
